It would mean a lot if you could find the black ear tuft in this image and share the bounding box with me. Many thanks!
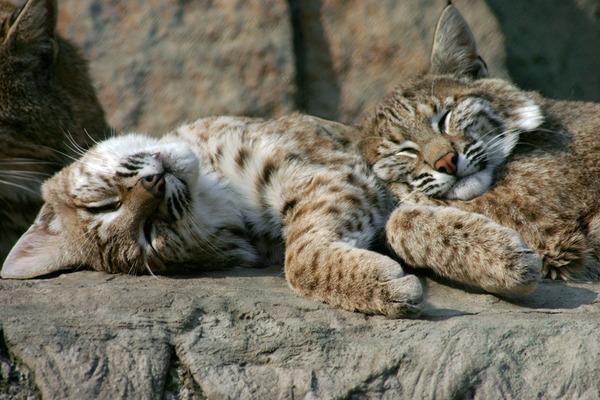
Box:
[429,4,489,79]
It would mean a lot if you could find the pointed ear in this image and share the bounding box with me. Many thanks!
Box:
[1,203,78,279]
[430,3,488,79]
[4,0,58,51]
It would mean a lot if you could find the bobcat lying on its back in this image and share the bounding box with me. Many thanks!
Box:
[2,115,423,317]
[362,4,600,282]
[0,0,109,262]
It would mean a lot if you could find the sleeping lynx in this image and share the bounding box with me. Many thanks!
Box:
[362,4,600,282]
[0,0,109,262]
[4,106,549,317]
[1,115,430,317]
[1,3,550,318]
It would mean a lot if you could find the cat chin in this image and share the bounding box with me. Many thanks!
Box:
[443,169,493,200]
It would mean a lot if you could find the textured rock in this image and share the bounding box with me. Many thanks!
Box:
[0,270,598,399]
[52,0,600,132]
[296,0,509,123]
[2,1,600,398]
[57,0,296,134]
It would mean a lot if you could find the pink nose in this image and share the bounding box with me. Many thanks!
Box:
[140,173,166,197]
[434,152,458,175]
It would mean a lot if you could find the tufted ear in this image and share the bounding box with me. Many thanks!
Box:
[3,0,58,55]
[1,203,79,279]
[430,3,488,79]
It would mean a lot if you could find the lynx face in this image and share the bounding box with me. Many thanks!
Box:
[2,133,256,278]
[362,77,543,200]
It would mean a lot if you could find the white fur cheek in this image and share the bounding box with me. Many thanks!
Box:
[512,99,544,131]
[445,169,493,200]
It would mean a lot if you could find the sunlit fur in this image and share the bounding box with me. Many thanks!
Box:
[362,77,543,200]
[2,4,557,316]
[363,4,600,282]
[3,115,432,318]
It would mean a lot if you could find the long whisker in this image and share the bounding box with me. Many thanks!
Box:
[476,124,506,141]
[530,127,561,135]
[181,215,228,258]
[0,179,39,194]
[516,141,544,151]
[0,159,60,166]
[1,169,52,176]
[144,259,159,279]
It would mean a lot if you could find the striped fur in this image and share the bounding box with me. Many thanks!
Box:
[364,4,600,282]
[1,4,555,316]
[361,77,543,201]
[2,115,424,318]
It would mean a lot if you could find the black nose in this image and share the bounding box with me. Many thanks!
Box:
[140,173,166,197]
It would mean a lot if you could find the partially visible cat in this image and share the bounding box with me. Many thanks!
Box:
[361,4,600,282]
[0,0,109,261]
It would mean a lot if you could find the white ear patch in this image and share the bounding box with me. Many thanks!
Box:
[512,98,544,132]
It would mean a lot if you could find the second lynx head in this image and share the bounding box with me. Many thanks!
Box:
[361,5,544,201]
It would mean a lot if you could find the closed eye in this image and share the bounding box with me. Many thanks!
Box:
[395,141,420,159]
[84,197,122,214]
[433,110,452,134]
[396,149,419,159]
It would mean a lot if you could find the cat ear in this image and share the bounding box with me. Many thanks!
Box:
[430,3,489,79]
[1,203,78,279]
[3,0,58,50]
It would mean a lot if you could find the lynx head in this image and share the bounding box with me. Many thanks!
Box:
[0,0,109,260]
[0,133,258,279]
[361,4,544,200]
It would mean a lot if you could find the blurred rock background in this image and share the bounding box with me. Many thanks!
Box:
[48,0,600,134]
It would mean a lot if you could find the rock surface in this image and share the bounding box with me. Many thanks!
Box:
[53,0,600,132]
[0,269,599,399]
[57,0,296,134]
[296,0,509,122]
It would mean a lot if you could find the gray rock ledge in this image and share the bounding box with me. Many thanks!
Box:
[1,268,598,399]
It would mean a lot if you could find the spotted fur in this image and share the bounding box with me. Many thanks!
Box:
[363,4,600,282]
[362,74,543,201]
[2,115,428,318]
[1,4,554,316]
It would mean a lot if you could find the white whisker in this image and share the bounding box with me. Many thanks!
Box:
[0,179,39,194]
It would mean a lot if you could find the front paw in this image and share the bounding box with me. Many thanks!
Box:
[480,229,543,295]
[380,274,424,318]
[376,263,424,318]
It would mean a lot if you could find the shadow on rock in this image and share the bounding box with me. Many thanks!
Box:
[500,280,598,310]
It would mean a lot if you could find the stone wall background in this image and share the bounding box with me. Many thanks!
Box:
[47,0,600,134]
